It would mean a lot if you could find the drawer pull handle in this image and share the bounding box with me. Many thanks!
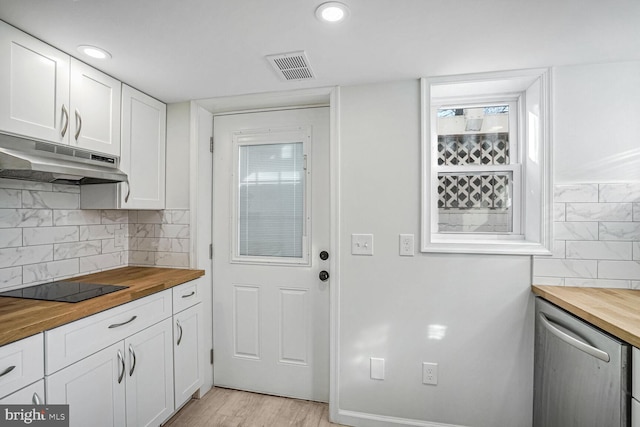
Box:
[0,366,15,378]
[181,291,195,298]
[108,315,137,329]
[117,350,125,384]
[32,392,41,405]
[129,344,136,377]
[176,320,183,346]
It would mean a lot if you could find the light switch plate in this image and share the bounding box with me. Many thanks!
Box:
[351,234,373,255]
[370,357,385,380]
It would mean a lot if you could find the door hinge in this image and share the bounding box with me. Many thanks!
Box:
[210,349,214,365]
[209,243,213,259]
[210,136,214,153]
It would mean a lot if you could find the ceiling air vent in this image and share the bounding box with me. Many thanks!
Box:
[266,51,316,82]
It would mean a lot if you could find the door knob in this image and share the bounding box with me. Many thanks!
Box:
[319,251,329,260]
[319,270,330,281]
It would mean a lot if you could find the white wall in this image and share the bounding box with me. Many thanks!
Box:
[337,80,534,427]
[166,102,191,209]
[532,60,640,289]
[554,61,640,183]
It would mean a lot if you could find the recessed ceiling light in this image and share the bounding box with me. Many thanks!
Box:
[77,45,112,60]
[315,2,350,23]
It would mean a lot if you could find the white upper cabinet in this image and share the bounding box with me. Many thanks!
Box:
[81,85,166,210]
[0,21,70,144]
[69,59,121,156]
[120,84,166,209]
[0,21,121,156]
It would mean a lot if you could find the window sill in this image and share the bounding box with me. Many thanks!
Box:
[422,239,553,256]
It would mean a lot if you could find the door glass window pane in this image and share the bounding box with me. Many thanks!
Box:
[238,142,304,258]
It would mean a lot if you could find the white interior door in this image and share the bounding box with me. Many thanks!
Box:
[213,107,330,402]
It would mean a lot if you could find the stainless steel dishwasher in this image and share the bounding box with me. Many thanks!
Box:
[534,297,631,427]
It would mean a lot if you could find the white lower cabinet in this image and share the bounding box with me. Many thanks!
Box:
[0,333,44,402]
[125,317,174,427]
[0,379,44,405]
[173,303,204,409]
[47,342,125,427]
[634,347,640,427]
[45,290,175,427]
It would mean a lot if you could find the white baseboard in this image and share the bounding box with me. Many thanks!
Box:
[336,409,467,427]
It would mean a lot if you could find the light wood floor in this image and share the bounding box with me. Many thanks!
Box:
[164,387,347,427]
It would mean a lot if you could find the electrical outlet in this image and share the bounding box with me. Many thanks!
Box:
[114,229,125,248]
[399,234,414,256]
[422,362,438,385]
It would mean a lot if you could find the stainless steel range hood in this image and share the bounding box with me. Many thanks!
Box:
[0,134,127,185]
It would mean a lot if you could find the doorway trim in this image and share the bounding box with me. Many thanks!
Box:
[189,86,341,420]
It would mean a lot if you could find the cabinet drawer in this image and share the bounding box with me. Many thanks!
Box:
[46,290,172,374]
[0,379,44,405]
[172,278,203,313]
[0,333,44,399]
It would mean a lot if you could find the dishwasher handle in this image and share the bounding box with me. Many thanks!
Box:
[538,312,610,363]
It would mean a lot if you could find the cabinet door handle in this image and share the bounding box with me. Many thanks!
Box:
[108,315,137,329]
[181,291,195,299]
[117,350,125,384]
[0,365,15,378]
[74,109,82,141]
[176,320,183,346]
[32,392,41,405]
[129,344,136,376]
[124,180,131,203]
[61,104,69,137]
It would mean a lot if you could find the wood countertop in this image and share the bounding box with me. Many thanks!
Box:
[532,285,640,348]
[0,266,205,347]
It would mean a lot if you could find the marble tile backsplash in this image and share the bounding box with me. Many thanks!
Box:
[0,178,190,291]
[533,183,640,289]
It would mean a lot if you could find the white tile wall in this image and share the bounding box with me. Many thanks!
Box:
[534,183,640,288]
[0,178,190,291]
[127,209,190,268]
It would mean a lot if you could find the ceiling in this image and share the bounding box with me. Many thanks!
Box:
[0,0,638,104]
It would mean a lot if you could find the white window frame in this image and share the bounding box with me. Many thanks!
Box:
[421,69,553,255]
[230,126,312,266]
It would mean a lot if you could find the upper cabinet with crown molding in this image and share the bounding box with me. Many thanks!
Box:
[0,21,121,156]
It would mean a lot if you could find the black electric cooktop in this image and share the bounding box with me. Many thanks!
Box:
[0,281,128,303]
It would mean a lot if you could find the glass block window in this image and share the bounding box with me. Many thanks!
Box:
[434,104,518,235]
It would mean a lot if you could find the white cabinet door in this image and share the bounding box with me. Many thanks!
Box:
[0,379,44,405]
[120,84,166,209]
[125,317,174,427]
[69,59,121,156]
[47,342,126,427]
[174,303,204,409]
[0,21,70,144]
[0,333,44,400]
[633,398,640,427]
